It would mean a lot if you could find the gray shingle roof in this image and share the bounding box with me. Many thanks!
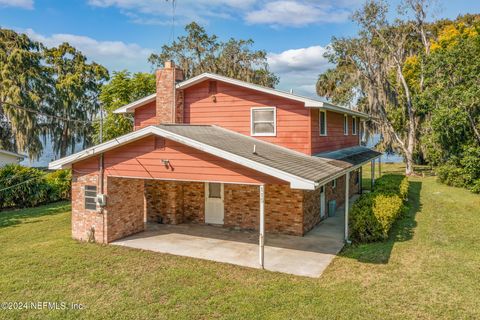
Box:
[157,124,381,185]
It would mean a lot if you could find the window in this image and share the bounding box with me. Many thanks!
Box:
[84,185,97,210]
[208,183,221,198]
[352,116,357,135]
[331,179,337,189]
[251,107,276,136]
[355,169,360,185]
[343,115,348,135]
[319,110,327,136]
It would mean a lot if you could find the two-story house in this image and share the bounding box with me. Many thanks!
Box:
[49,61,380,265]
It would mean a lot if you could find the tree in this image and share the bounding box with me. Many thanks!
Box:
[0,28,48,158]
[93,71,156,143]
[43,43,108,157]
[317,0,434,175]
[421,19,480,163]
[149,22,278,88]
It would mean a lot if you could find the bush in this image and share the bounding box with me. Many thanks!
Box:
[0,165,71,209]
[0,164,49,208]
[45,169,72,202]
[436,163,470,188]
[436,146,480,194]
[349,174,409,243]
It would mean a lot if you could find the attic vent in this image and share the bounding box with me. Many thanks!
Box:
[208,81,217,94]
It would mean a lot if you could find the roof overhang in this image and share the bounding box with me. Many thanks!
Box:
[0,149,26,159]
[113,93,156,114]
[112,72,369,119]
[48,126,317,190]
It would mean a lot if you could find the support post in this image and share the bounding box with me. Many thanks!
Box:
[259,184,265,268]
[371,159,375,191]
[359,166,363,194]
[345,171,350,242]
[378,155,382,178]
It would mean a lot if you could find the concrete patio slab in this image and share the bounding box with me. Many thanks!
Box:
[112,196,358,277]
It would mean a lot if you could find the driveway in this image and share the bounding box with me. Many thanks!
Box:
[112,197,356,277]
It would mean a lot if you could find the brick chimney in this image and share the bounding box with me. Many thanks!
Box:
[156,61,184,124]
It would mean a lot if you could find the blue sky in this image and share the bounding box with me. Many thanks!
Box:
[1,0,480,97]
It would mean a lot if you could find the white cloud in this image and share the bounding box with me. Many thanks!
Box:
[246,1,350,27]
[88,0,256,25]
[0,0,33,9]
[22,29,153,73]
[87,0,361,27]
[268,45,332,97]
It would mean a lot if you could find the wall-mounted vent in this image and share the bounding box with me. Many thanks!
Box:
[208,81,217,94]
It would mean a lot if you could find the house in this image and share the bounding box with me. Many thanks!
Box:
[0,149,25,167]
[49,61,381,268]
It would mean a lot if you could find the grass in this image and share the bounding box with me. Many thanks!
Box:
[1,163,479,319]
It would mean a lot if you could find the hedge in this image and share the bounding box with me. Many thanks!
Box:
[0,164,71,209]
[349,174,409,243]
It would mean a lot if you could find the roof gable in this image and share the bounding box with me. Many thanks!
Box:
[113,72,368,118]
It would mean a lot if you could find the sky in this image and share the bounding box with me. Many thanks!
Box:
[1,0,480,98]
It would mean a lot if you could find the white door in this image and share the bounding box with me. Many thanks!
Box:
[320,186,326,218]
[205,182,224,224]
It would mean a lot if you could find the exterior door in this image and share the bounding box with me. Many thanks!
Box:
[320,185,326,219]
[205,182,224,224]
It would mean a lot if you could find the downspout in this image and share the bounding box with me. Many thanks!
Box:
[100,153,105,244]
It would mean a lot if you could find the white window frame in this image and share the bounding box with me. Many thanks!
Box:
[251,106,277,137]
[343,114,348,135]
[319,110,327,136]
[352,116,357,135]
[331,179,337,189]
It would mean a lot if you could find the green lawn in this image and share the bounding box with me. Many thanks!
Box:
[1,164,479,319]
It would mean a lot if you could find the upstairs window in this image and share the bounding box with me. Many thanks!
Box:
[331,179,337,189]
[352,116,357,135]
[343,115,348,135]
[251,107,276,136]
[319,110,327,136]
[84,185,97,210]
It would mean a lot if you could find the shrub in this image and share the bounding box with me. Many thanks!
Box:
[45,169,72,202]
[436,164,470,188]
[349,174,409,243]
[0,165,72,209]
[0,164,49,209]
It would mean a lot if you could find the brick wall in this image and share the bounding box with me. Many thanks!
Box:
[71,171,104,242]
[72,170,362,243]
[303,187,322,234]
[303,169,361,234]
[105,177,145,242]
[265,184,304,235]
[71,172,146,243]
[145,180,204,224]
[145,182,304,236]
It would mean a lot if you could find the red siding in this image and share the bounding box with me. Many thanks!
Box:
[74,135,286,185]
[311,110,360,154]
[134,101,157,130]
[183,81,311,154]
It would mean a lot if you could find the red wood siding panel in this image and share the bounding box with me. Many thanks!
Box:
[183,81,311,154]
[72,156,99,176]
[98,135,286,185]
[134,101,157,130]
[311,110,360,154]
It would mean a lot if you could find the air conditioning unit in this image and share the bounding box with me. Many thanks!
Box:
[96,194,107,207]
